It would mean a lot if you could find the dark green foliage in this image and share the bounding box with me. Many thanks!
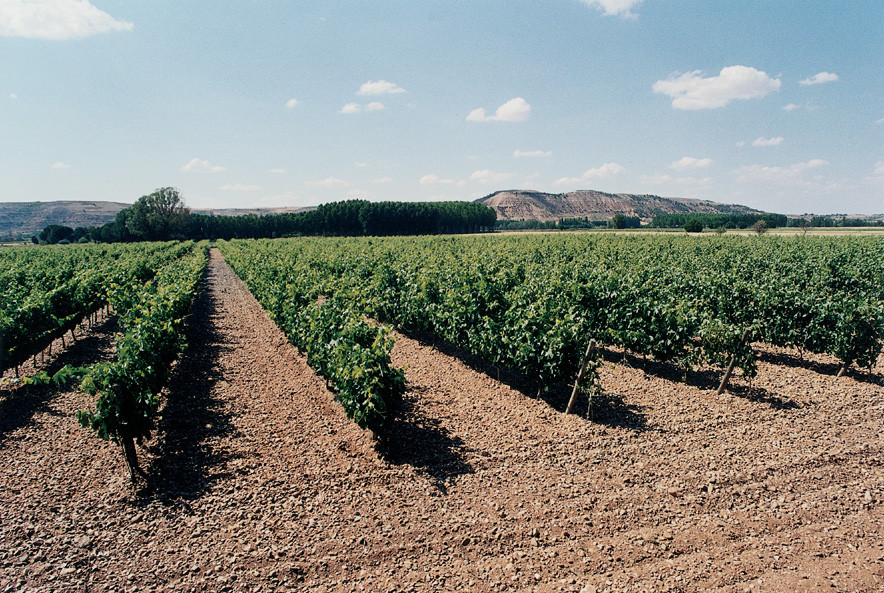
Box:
[653,212,789,229]
[77,246,207,477]
[125,187,191,241]
[218,234,884,392]
[220,241,405,433]
[683,218,704,233]
[610,214,641,229]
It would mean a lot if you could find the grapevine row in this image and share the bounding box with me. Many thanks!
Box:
[0,242,196,376]
[76,244,208,478]
[221,235,883,410]
[218,241,405,434]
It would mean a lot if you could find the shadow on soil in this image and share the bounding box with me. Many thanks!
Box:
[394,327,651,431]
[377,387,474,494]
[142,271,241,506]
[604,349,800,411]
[0,315,119,444]
[757,350,884,387]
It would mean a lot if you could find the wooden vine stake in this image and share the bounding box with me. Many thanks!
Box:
[836,362,849,378]
[716,328,752,395]
[566,339,597,414]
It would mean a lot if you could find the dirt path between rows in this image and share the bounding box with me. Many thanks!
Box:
[1,248,882,592]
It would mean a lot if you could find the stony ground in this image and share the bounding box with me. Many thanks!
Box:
[1,249,882,593]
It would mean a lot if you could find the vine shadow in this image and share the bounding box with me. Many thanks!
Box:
[142,271,241,505]
[376,386,474,494]
[393,326,650,431]
[757,350,883,387]
[601,349,798,411]
[0,316,118,443]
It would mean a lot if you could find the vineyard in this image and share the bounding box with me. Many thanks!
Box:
[1,234,882,592]
[219,234,884,425]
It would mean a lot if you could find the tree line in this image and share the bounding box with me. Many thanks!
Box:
[32,188,497,244]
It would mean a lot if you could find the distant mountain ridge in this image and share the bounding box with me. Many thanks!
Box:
[0,201,309,238]
[476,190,763,222]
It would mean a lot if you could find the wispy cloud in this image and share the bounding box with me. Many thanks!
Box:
[340,101,383,114]
[9,93,17,99]
[419,174,457,185]
[373,176,394,184]
[466,97,531,122]
[270,168,286,174]
[555,162,625,185]
[0,0,133,40]
[733,159,829,183]
[357,80,406,95]
[51,161,71,169]
[799,72,839,86]
[285,98,299,109]
[181,158,226,173]
[783,103,801,111]
[670,157,712,171]
[581,0,643,18]
[513,149,551,158]
[642,174,712,187]
[305,177,351,188]
[653,66,781,110]
[469,170,515,185]
[219,184,262,192]
[752,136,783,147]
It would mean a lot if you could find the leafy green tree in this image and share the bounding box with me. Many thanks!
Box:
[125,187,191,241]
[753,220,769,235]
[683,218,704,233]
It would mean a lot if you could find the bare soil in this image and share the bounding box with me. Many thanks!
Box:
[1,249,882,592]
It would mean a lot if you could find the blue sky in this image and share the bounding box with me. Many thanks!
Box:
[1,0,882,214]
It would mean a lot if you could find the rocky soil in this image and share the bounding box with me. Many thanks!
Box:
[1,249,882,592]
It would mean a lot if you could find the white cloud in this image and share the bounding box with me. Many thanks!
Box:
[419,174,456,185]
[9,93,17,99]
[874,162,884,176]
[581,0,643,17]
[783,103,801,111]
[346,189,373,200]
[555,162,625,185]
[306,177,351,188]
[653,66,781,110]
[642,174,712,186]
[752,136,783,147]
[0,0,133,40]
[469,170,515,185]
[799,72,839,86]
[583,162,625,178]
[51,161,70,169]
[466,97,531,122]
[340,101,383,114]
[181,158,226,173]
[357,80,406,95]
[514,149,551,158]
[732,159,829,183]
[270,168,285,174]
[354,162,368,168]
[285,98,299,109]
[670,156,712,170]
[373,176,394,183]
[219,184,262,192]
[876,118,884,125]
